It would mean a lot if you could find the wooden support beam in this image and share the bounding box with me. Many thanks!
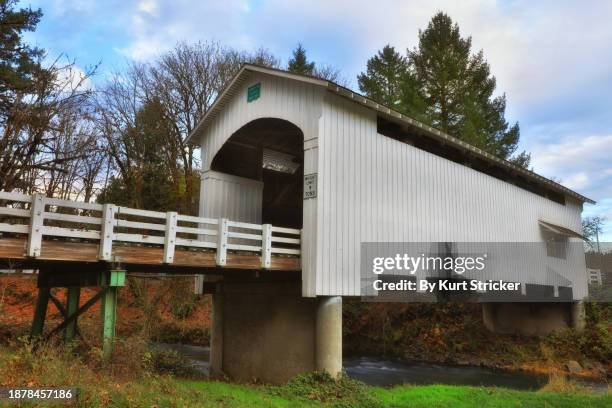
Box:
[31,287,50,338]
[45,289,105,340]
[49,292,67,317]
[100,269,124,360]
[101,286,117,360]
[65,287,80,342]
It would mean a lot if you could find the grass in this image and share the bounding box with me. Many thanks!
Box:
[0,339,609,408]
[373,385,611,408]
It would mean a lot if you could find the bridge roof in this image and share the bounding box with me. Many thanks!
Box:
[187,64,594,205]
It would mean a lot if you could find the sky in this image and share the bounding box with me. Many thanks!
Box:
[20,0,612,240]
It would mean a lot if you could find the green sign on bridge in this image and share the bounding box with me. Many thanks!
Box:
[247,82,261,102]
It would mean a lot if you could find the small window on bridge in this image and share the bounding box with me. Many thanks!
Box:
[543,229,568,259]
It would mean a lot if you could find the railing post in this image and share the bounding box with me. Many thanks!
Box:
[261,224,272,268]
[163,211,177,264]
[27,193,45,257]
[216,218,228,266]
[99,204,116,261]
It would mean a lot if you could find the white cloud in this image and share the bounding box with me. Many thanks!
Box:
[100,0,612,119]
[117,0,250,61]
[529,134,612,193]
[45,0,95,16]
[138,0,157,14]
[563,172,589,190]
[34,0,612,235]
[56,63,94,91]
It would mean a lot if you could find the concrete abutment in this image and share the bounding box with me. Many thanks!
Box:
[209,281,342,383]
[482,301,586,336]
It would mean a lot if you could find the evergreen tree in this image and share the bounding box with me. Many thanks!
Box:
[0,0,44,115]
[358,13,529,166]
[357,45,411,111]
[287,43,315,76]
[408,12,526,164]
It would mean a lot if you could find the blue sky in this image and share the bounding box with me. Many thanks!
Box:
[20,0,612,239]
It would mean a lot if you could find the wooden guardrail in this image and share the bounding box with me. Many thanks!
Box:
[0,191,301,268]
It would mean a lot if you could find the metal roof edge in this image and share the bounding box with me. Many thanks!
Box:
[325,83,595,205]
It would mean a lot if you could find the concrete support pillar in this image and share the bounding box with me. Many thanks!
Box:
[315,296,342,378]
[570,301,586,331]
[210,289,224,376]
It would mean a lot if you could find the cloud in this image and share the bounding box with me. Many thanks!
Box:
[117,0,251,61]
[529,133,612,240]
[138,0,157,15]
[529,134,612,196]
[54,62,94,92]
[26,0,612,238]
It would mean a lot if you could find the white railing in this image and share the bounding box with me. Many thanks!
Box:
[0,191,301,268]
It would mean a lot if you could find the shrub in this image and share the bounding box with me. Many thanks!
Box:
[152,321,210,346]
[170,298,197,320]
[147,347,201,378]
[269,371,383,408]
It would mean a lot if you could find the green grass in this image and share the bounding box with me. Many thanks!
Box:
[172,380,612,408]
[1,341,609,408]
[373,384,611,408]
[179,380,319,407]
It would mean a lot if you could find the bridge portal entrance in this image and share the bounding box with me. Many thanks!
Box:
[207,118,304,230]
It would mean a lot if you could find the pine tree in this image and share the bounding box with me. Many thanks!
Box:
[287,44,315,76]
[408,12,526,164]
[0,0,44,114]
[359,13,529,166]
[357,45,410,111]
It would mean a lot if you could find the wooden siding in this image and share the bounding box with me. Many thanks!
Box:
[197,72,324,296]
[195,72,587,298]
[200,171,263,223]
[316,93,587,298]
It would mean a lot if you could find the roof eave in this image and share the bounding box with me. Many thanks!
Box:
[186,64,595,205]
[325,83,595,205]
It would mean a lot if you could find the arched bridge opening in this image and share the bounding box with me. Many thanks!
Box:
[209,118,304,229]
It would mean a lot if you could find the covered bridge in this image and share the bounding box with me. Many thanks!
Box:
[186,65,593,382]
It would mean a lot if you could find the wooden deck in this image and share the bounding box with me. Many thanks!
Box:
[0,237,300,272]
[0,192,301,273]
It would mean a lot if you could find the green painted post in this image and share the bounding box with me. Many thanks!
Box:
[31,287,50,338]
[101,286,117,360]
[100,270,125,360]
[65,286,80,342]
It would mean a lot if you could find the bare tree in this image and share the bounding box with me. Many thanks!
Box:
[583,216,606,253]
[315,64,348,86]
[144,41,279,212]
[94,64,151,208]
[94,42,280,212]
[0,56,96,193]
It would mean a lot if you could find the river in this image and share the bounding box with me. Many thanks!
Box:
[156,343,607,392]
